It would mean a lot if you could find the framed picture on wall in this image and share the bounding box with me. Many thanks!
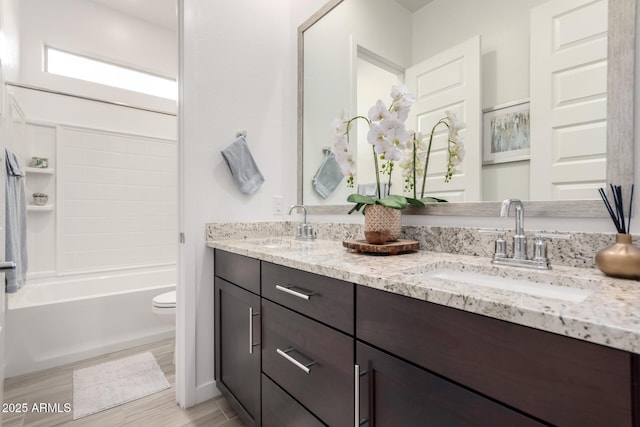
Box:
[482,100,530,164]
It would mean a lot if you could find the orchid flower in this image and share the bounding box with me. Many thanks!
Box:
[331,84,462,211]
[367,100,390,122]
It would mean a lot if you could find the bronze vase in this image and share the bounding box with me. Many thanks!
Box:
[595,233,640,280]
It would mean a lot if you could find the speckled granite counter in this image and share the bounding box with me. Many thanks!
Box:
[207,236,640,355]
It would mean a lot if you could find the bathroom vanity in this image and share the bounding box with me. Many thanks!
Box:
[210,238,640,426]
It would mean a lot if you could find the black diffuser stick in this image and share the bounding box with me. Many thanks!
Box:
[610,184,622,231]
[628,184,635,234]
[617,185,626,235]
[599,188,620,232]
[599,184,634,234]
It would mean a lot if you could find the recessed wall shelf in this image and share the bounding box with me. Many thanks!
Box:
[27,205,54,212]
[25,167,55,175]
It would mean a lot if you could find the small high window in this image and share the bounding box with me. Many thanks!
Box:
[45,47,177,101]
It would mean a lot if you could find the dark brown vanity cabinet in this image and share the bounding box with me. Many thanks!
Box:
[214,249,640,426]
[357,285,638,427]
[214,250,261,427]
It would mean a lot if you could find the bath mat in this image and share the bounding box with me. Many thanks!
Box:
[72,351,170,420]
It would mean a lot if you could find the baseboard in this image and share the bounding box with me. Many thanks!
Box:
[195,380,220,405]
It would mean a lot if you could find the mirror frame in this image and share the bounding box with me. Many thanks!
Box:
[297,0,635,217]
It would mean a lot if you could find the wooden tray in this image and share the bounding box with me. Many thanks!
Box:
[343,239,419,255]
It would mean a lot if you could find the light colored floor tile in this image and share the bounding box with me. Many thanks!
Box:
[3,338,246,427]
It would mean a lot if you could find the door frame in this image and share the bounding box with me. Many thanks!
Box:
[176,0,197,408]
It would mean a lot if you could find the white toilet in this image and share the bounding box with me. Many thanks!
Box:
[152,290,176,324]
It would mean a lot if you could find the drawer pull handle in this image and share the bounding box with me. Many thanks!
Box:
[276,347,316,374]
[355,365,370,426]
[275,284,315,300]
[248,307,260,354]
[355,365,360,427]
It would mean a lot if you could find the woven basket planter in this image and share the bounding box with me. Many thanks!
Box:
[364,204,401,243]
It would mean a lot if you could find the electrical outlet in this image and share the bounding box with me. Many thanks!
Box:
[272,196,283,215]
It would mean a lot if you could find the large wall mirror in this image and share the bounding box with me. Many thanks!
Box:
[297,0,635,217]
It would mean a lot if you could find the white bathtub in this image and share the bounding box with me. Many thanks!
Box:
[5,267,176,377]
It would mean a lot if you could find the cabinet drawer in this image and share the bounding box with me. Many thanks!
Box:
[262,374,324,427]
[357,285,633,427]
[214,249,260,294]
[262,299,353,426]
[262,262,354,334]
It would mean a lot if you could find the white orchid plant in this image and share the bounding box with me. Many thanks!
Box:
[332,85,465,213]
[399,110,466,200]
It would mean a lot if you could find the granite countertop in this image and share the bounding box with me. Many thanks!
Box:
[207,236,640,354]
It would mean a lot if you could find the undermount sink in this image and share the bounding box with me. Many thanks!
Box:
[404,263,593,302]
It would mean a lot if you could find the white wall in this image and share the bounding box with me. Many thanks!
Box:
[17,0,177,113]
[1,0,20,82]
[182,0,320,405]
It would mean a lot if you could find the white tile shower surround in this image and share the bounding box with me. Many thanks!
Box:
[60,126,177,272]
[206,221,640,354]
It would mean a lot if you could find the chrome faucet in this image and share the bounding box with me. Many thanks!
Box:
[288,205,314,241]
[484,199,572,270]
[500,198,527,260]
[488,198,551,270]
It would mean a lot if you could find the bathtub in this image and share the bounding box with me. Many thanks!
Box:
[5,267,176,377]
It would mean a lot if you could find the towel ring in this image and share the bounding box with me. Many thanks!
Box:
[236,130,247,138]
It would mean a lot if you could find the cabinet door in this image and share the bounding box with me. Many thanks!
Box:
[357,285,632,426]
[214,277,261,427]
[356,342,543,427]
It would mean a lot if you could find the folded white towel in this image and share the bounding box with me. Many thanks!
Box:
[221,136,265,195]
[312,148,343,199]
[5,148,27,293]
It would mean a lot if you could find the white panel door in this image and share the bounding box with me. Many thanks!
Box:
[530,0,608,200]
[404,36,481,202]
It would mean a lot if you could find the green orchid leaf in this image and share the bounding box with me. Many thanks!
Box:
[421,196,448,204]
[377,195,408,210]
[347,203,366,214]
[347,193,376,205]
[405,196,426,207]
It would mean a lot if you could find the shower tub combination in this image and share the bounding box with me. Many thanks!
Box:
[5,267,176,377]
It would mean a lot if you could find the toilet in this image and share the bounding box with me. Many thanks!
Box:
[152,290,176,324]
[152,290,177,364]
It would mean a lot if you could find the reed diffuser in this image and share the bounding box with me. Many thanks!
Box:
[596,184,640,279]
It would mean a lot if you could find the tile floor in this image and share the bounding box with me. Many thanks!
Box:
[2,339,246,426]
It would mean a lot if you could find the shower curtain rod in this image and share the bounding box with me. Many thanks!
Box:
[5,82,177,117]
